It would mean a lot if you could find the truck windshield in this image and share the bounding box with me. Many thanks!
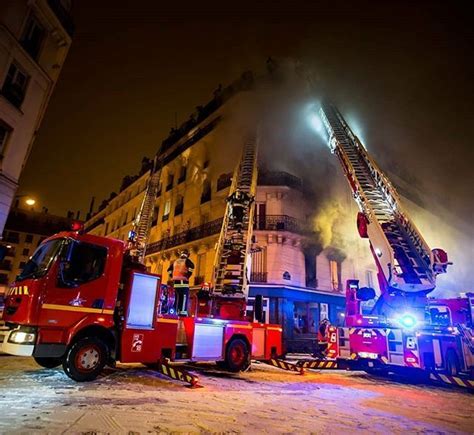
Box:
[16,239,64,281]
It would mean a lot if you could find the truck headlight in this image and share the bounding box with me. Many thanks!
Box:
[9,331,36,344]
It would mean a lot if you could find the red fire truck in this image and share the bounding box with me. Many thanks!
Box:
[0,134,287,384]
[0,231,282,382]
[314,103,474,387]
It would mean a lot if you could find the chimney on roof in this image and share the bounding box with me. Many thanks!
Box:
[88,196,95,215]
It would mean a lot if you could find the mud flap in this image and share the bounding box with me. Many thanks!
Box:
[262,358,305,374]
[429,372,474,391]
[154,359,201,388]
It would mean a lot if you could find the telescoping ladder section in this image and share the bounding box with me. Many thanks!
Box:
[130,158,163,264]
[319,103,437,292]
[212,134,258,297]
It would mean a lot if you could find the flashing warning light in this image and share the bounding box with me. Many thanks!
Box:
[71,221,84,232]
[128,230,137,241]
[399,314,417,329]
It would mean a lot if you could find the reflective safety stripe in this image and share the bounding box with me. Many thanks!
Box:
[227,324,252,329]
[42,304,113,315]
[157,318,179,324]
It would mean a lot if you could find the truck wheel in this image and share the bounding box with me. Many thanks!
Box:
[446,351,460,377]
[34,357,62,369]
[62,337,108,382]
[224,338,250,372]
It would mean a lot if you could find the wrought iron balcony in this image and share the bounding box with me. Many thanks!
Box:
[258,171,303,191]
[254,215,306,234]
[250,271,267,283]
[146,218,223,255]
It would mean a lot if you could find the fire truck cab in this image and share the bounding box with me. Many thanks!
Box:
[0,231,282,381]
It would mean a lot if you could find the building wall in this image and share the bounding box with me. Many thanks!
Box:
[0,206,76,291]
[0,0,72,235]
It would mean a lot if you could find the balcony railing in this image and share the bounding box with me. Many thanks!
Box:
[146,218,222,255]
[250,271,267,283]
[254,215,306,234]
[258,171,303,191]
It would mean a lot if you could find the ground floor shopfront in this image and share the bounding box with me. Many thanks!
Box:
[248,285,346,353]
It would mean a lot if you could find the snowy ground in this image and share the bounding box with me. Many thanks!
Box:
[0,355,473,434]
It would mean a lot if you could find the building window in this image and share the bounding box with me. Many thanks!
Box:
[21,15,45,60]
[217,173,232,191]
[178,165,187,184]
[166,174,174,191]
[304,251,317,288]
[104,222,109,235]
[25,234,34,243]
[22,248,30,257]
[152,206,159,226]
[19,261,27,269]
[195,252,206,284]
[366,270,374,288]
[174,195,184,216]
[1,63,29,108]
[329,260,342,291]
[250,248,267,283]
[201,180,211,204]
[162,199,171,221]
[4,231,20,244]
[0,120,12,158]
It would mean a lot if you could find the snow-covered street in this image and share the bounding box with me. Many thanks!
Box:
[0,355,472,434]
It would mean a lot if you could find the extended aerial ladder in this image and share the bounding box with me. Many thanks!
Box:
[128,156,164,263]
[212,133,258,300]
[319,103,450,321]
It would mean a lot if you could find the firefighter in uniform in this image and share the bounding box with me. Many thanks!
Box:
[167,250,194,315]
[228,189,253,232]
[315,318,330,358]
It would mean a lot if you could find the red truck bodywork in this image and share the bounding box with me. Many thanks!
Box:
[0,231,282,381]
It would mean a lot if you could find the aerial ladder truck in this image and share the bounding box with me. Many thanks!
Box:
[0,133,290,385]
[312,103,474,388]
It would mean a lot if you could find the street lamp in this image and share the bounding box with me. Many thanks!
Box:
[14,195,36,209]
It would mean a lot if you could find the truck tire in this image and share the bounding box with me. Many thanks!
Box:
[445,350,460,377]
[223,338,250,372]
[34,357,62,369]
[62,337,108,382]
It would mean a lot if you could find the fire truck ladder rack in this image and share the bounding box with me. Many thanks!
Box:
[212,134,258,298]
[129,158,163,264]
[319,103,439,293]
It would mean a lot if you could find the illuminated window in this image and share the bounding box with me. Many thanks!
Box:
[330,260,341,291]
[162,199,171,221]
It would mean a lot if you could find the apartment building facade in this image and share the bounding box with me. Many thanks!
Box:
[84,71,382,351]
[0,0,73,234]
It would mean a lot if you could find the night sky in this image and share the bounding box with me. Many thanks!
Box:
[18,1,473,223]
